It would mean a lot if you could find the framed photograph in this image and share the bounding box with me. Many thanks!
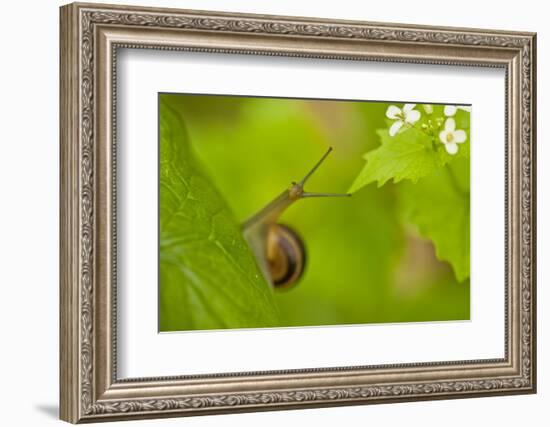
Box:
[59,2,537,423]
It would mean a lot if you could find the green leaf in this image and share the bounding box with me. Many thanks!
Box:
[159,99,279,331]
[398,158,470,282]
[349,128,446,192]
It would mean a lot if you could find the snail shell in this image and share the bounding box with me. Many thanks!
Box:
[266,223,306,289]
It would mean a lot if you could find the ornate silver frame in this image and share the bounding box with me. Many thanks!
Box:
[60,2,537,423]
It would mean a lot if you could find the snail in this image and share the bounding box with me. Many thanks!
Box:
[243,147,350,290]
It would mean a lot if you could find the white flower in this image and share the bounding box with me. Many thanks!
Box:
[444,105,472,116]
[386,104,421,136]
[439,118,467,155]
[422,104,433,114]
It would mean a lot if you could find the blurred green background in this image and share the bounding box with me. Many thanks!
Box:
[160,93,470,330]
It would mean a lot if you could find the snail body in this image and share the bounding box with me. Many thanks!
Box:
[243,147,350,290]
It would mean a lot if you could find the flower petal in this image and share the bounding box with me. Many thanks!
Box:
[454,129,467,143]
[403,103,417,112]
[444,105,457,116]
[423,104,433,114]
[405,109,420,124]
[439,130,449,144]
[444,117,456,132]
[386,105,401,119]
[445,142,459,155]
[389,120,404,136]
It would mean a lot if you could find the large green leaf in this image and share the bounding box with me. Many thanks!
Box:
[398,157,470,282]
[159,100,279,331]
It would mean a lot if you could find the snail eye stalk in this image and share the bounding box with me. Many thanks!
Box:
[297,147,351,198]
[298,146,334,186]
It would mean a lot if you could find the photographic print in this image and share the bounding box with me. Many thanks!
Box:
[159,94,471,332]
